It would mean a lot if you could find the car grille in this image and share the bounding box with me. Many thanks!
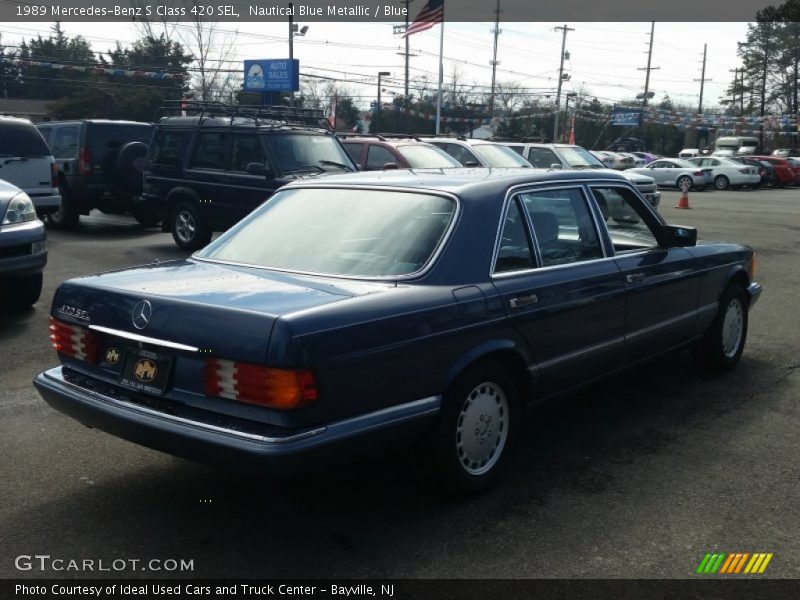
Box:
[0,243,32,259]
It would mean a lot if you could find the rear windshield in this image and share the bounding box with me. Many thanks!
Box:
[88,123,153,157]
[197,188,456,277]
[0,120,51,157]
[397,144,461,168]
[471,144,531,168]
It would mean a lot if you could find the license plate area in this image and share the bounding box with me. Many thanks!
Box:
[119,347,174,396]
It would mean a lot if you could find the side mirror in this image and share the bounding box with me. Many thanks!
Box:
[246,162,269,176]
[382,162,399,170]
[464,161,480,167]
[659,224,697,247]
[549,163,564,170]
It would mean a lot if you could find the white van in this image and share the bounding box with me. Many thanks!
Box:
[714,136,759,156]
[0,116,60,216]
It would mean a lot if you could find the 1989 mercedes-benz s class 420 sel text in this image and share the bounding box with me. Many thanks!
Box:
[35,169,762,494]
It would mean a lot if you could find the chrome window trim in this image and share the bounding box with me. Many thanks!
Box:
[193,184,461,282]
[490,182,610,279]
[88,325,200,353]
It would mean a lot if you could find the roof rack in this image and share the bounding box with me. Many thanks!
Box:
[155,100,331,130]
[336,133,387,141]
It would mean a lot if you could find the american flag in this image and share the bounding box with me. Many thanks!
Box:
[404,0,444,38]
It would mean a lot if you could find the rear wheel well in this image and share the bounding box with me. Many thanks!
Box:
[453,350,532,405]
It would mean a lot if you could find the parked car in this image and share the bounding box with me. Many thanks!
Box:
[589,150,616,168]
[678,149,702,159]
[687,157,762,190]
[731,157,778,188]
[338,135,461,170]
[0,179,47,308]
[748,156,797,187]
[617,152,645,168]
[37,120,154,228]
[784,157,800,185]
[425,137,533,168]
[627,158,714,191]
[34,168,762,494]
[499,143,661,210]
[771,148,800,158]
[0,116,60,217]
[137,103,356,251]
[631,151,660,165]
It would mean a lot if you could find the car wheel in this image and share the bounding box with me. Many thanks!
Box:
[676,175,693,190]
[714,175,730,190]
[6,273,43,309]
[431,360,519,495]
[47,184,80,229]
[133,209,161,228]
[171,201,211,251]
[693,283,748,372]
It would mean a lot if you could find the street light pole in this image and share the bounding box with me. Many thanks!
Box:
[288,3,294,105]
[377,71,390,132]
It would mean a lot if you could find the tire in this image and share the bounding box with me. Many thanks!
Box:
[766,174,778,188]
[46,184,80,229]
[693,284,749,372]
[6,273,43,309]
[714,175,730,190]
[676,175,693,191]
[431,361,520,496]
[115,141,149,195]
[133,209,161,228]
[171,201,211,251]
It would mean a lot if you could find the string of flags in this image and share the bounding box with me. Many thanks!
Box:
[0,57,185,80]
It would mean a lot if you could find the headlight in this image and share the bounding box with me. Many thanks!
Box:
[2,193,37,225]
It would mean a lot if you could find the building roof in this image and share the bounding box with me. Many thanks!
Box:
[0,98,53,118]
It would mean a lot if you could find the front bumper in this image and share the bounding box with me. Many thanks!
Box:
[746,282,763,308]
[31,193,61,212]
[34,366,440,472]
[0,220,47,276]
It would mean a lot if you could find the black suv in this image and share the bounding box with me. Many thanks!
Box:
[138,102,356,250]
[37,120,154,228]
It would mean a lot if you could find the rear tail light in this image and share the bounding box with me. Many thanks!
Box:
[50,162,58,188]
[203,358,318,410]
[49,317,100,363]
[78,147,92,176]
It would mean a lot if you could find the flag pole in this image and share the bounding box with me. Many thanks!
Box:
[435,10,444,134]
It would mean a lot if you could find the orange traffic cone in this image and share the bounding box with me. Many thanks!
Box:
[676,187,692,209]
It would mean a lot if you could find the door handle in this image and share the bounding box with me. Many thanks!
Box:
[626,272,646,284]
[510,294,538,308]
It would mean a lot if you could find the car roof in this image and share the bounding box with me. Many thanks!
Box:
[284,167,629,197]
[336,136,436,147]
[37,120,152,126]
[156,116,329,133]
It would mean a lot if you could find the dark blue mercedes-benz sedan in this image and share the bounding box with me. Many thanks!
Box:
[34,169,762,494]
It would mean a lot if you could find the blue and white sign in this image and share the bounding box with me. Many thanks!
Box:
[611,108,642,126]
[244,59,300,92]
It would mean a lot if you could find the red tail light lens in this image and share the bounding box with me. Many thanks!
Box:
[203,358,318,410]
[693,171,704,176]
[78,147,92,176]
[49,317,100,363]
[50,162,58,188]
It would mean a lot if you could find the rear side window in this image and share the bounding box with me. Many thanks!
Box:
[495,199,535,273]
[0,120,51,157]
[366,145,397,169]
[445,143,479,166]
[148,129,193,168]
[51,126,79,159]
[518,188,603,267]
[189,131,230,170]
[230,133,267,172]
[341,143,363,163]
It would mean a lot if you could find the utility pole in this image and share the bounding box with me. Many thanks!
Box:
[552,24,574,142]
[729,68,740,114]
[392,0,416,99]
[288,2,294,105]
[489,0,502,116]
[694,43,712,148]
[636,21,659,129]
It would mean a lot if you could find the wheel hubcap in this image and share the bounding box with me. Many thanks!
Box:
[175,211,195,243]
[456,381,509,476]
[721,298,744,357]
[716,177,728,189]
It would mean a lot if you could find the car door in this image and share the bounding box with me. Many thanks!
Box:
[589,184,700,362]
[185,129,233,226]
[365,144,399,170]
[491,186,626,398]
[226,132,275,223]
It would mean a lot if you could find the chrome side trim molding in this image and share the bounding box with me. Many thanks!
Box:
[88,325,200,353]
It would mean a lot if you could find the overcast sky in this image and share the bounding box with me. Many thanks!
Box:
[2,21,750,111]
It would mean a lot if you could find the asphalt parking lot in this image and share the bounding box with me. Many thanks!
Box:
[1,187,799,580]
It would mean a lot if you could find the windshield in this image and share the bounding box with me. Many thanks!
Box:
[397,145,461,168]
[197,188,456,277]
[265,133,355,174]
[560,146,605,168]
[471,144,531,167]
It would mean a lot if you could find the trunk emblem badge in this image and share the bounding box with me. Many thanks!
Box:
[132,300,152,330]
[106,348,120,365]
